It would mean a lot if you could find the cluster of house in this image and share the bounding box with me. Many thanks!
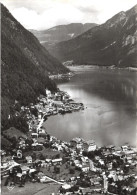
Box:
[1,132,137,194]
[1,89,137,194]
[62,139,137,194]
[46,137,137,194]
[49,72,74,80]
[2,130,137,193]
[24,89,84,130]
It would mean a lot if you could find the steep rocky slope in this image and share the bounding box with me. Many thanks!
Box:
[49,5,137,67]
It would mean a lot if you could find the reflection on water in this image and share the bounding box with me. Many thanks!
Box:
[44,68,137,146]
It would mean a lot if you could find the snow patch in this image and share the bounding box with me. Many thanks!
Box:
[122,18,128,26]
[40,41,48,43]
[128,48,135,55]
[107,12,126,28]
[101,41,116,50]
[123,35,136,46]
[68,33,75,38]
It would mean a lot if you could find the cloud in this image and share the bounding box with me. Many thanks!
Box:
[11,4,83,30]
[78,6,99,14]
[1,0,137,30]
[11,7,40,29]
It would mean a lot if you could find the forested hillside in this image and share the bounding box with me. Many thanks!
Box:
[1,4,68,130]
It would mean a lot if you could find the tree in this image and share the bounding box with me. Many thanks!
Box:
[94,149,102,156]
[82,150,88,156]
[46,134,50,141]
[11,137,17,148]
[32,153,36,161]
[69,168,75,174]
[6,115,29,133]
[88,151,95,159]
[31,107,38,117]
[54,165,60,174]
[39,154,45,160]
[123,165,129,174]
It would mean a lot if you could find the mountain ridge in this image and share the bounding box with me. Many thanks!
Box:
[29,23,98,48]
[48,4,137,67]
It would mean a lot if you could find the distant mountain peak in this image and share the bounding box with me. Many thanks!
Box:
[30,23,98,47]
[130,4,137,11]
[47,4,137,68]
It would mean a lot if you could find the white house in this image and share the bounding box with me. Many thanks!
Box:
[81,156,89,164]
[82,165,90,173]
[89,160,96,172]
[31,133,38,139]
[52,158,62,165]
[26,156,32,163]
[46,89,51,97]
[121,145,128,151]
[17,150,22,159]
[87,140,97,151]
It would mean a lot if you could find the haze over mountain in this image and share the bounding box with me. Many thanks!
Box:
[1,4,68,128]
[30,23,98,48]
[48,5,137,67]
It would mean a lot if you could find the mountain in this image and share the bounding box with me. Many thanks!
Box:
[1,4,68,129]
[29,23,98,48]
[48,5,137,67]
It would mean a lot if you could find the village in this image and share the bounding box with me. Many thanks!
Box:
[49,72,74,80]
[1,89,137,195]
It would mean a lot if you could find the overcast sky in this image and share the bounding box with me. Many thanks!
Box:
[1,0,137,30]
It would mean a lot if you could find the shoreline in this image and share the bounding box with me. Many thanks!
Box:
[66,65,137,72]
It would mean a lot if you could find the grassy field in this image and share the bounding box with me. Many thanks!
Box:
[2,180,60,195]
[3,127,27,140]
[40,162,80,181]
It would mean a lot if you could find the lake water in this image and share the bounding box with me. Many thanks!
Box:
[44,66,137,146]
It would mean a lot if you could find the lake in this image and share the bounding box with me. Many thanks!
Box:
[44,66,137,146]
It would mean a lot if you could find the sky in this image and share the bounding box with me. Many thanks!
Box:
[1,0,137,30]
